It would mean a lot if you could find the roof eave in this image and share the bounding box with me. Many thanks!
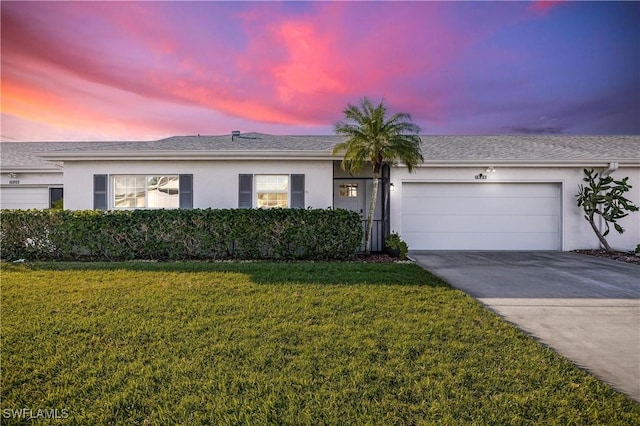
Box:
[0,165,63,173]
[416,159,640,167]
[35,151,640,166]
[36,150,339,161]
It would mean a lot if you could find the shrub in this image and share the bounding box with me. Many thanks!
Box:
[576,169,639,252]
[0,208,363,261]
[385,232,409,260]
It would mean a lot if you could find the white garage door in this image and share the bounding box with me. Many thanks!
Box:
[0,187,49,209]
[401,182,561,250]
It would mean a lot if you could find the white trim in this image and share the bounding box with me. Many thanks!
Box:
[0,184,58,188]
[1,167,62,173]
[408,160,640,168]
[36,150,640,167]
[400,178,568,183]
[37,150,338,162]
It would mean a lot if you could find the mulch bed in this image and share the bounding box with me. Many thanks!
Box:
[354,253,400,263]
[573,249,640,265]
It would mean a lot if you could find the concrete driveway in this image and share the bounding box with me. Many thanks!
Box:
[410,251,640,401]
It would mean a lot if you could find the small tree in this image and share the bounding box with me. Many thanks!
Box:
[333,98,423,254]
[576,169,638,252]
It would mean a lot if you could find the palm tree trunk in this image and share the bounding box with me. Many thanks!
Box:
[365,172,379,255]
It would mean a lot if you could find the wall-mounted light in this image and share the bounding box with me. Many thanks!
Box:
[389,183,395,191]
[485,166,496,173]
[8,173,18,179]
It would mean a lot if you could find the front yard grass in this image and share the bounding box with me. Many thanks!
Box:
[2,261,638,424]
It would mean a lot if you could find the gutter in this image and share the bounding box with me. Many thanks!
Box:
[35,150,338,162]
[0,166,62,173]
[34,150,640,167]
[413,159,640,168]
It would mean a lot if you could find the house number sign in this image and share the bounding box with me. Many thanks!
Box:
[9,180,20,184]
[474,173,487,180]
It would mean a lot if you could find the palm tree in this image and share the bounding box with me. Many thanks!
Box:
[333,98,423,254]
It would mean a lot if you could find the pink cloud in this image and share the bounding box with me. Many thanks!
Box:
[273,20,346,101]
[0,1,495,139]
[230,2,469,125]
[528,1,564,16]
[6,1,631,141]
[5,3,451,121]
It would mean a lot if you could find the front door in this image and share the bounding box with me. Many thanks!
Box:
[334,179,385,252]
[334,180,366,217]
[334,179,366,250]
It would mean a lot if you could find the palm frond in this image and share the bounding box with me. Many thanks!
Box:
[333,97,423,174]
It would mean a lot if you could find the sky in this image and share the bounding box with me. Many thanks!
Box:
[1,1,639,142]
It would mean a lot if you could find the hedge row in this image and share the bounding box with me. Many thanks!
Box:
[0,208,363,261]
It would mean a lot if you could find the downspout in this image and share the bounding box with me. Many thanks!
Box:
[598,162,619,248]
[601,161,618,178]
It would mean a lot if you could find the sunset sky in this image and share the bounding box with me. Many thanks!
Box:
[1,1,638,142]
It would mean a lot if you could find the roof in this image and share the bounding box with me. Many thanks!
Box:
[418,135,640,164]
[0,141,100,171]
[74,133,344,152]
[2,133,639,169]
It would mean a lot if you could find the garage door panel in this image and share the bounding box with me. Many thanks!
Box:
[401,182,561,250]
[403,231,559,251]
[402,196,559,216]
[0,187,49,209]
[403,182,559,198]
[403,214,559,234]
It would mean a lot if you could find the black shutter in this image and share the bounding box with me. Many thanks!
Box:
[239,174,253,208]
[93,175,108,210]
[179,174,193,209]
[291,174,305,208]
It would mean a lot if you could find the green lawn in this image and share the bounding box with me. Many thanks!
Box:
[2,261,638,425]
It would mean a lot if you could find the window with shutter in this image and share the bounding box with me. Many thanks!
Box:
[179,175,193,209]
[93,175,108,210]
[239,174,253,208]
[291,174,305,208]
[239,174,305,209]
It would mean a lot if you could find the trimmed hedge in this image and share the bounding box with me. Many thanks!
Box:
[0,208,363,261]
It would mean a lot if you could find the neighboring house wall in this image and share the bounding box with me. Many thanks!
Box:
[62,160,334,210]
[0,172,63,209]
[390,165,640,251]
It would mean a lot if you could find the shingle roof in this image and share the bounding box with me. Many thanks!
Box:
[418,135,640,162]
[2,133,639,168]
[0,141,101,169]
[30,133,343,153]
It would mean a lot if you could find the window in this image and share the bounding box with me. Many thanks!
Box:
[256,175,288,208]
[49,188,63,209]
[238,174,304,209]
[113,175,179,209]
[93,174,192,210]
[339,183,358,197]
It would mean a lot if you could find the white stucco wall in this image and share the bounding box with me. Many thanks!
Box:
[58,159,640,251]
[62,160,334,211]
[390,165,640,252]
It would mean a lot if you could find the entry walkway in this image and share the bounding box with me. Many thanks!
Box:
[410,251,640,401]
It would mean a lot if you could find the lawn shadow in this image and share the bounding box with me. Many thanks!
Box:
[2,261,452,288]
